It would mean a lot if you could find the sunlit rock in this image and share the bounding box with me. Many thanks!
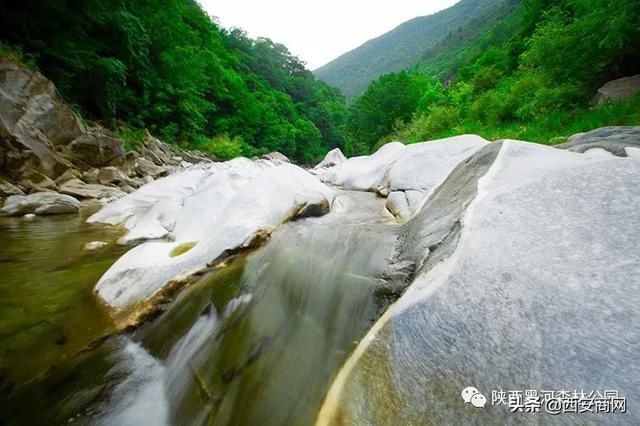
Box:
[318,139,640,425]
[92,160,335,312]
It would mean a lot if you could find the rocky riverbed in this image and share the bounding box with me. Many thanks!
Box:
[2,59,640,425]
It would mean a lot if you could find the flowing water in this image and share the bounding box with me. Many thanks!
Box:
[1,191,402,425]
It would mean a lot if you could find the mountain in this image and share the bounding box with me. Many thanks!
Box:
[314,0,516,98]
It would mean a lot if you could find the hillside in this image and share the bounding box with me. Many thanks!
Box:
[343,0,640,155]
[314,0,515,98]
[0,0,347,164]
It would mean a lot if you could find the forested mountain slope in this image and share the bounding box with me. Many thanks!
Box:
[314,0,515,98]
[343,0,640,154]
[0,0,347,163]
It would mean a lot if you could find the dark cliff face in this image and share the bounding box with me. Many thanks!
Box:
[314,0,514,99]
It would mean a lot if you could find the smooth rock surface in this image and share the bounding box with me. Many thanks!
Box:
[314,148,346,170]
[1,192,80,216]
[319,139,640,425]
[92,159,335,312]
[559,126,640,157]
[60,178,126,200]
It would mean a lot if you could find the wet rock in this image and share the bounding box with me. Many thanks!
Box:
[22,213,36,221]
[59,178,126,200]
[594,75,640,105]
[1,192,80,216]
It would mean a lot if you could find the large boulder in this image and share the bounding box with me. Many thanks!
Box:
[318,137,640,425]
[1,191,80,216]
[59,178,126,200]
[65,127,125,167]
[318,142,406,192]
[594,75,640,105]
[90,158,335,313]
[558,126,640,157]
[0,61,79,176]
[314,147,346,170]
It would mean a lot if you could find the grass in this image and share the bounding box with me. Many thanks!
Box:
[398,96,640,146]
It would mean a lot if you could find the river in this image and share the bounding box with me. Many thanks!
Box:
[1,190,401,425]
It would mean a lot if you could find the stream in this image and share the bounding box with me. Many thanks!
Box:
[1,190,401,425]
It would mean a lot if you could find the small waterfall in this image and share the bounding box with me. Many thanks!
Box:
[96,191,399,425]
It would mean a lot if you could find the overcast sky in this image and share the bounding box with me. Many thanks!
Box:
[202,0,459,69]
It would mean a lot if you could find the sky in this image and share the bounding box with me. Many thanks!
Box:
[202,0,460,70]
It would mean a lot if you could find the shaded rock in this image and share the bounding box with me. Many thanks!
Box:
[386,191,410,219]
[318,140,640,425]
[558,126,640,157]
[82,168,100,184]
[99,166,131,185]
[19,170,58,192]
[135,157,170,178]
[119,184,135,194]
[0,177,24,196]
[65,127,125,167]
[0,60,80,177]
[54,168,82,184]
[60,178,126,200]
[594,75,640,105]
[84,241,108,251]
[1,192,80,216]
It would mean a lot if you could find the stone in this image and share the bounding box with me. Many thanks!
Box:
[0,60,80,177]
[594,75,640,105]
[319,142,406,191]
[83,168,100,184]
[135,157,170,178]
[318,139,640,425]
[90,159,335,312]
[54,168,82,184]
[59,178,126,200]
[84,241,108,251]
[262,151,290,163]
[314,147,346,169]
[19,170,58,192]
[0,177,25,196]
[65,127,125,167]
[558,126,640,157]
[22,213,36,221]
[1,192,80,216]
[99,166,131,185]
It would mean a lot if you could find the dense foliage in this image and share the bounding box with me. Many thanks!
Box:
[314,0,513,99]
[0,0,347,163]
[345,0,640,154]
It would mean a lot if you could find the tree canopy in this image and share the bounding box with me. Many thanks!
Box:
[0,0,347,164]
